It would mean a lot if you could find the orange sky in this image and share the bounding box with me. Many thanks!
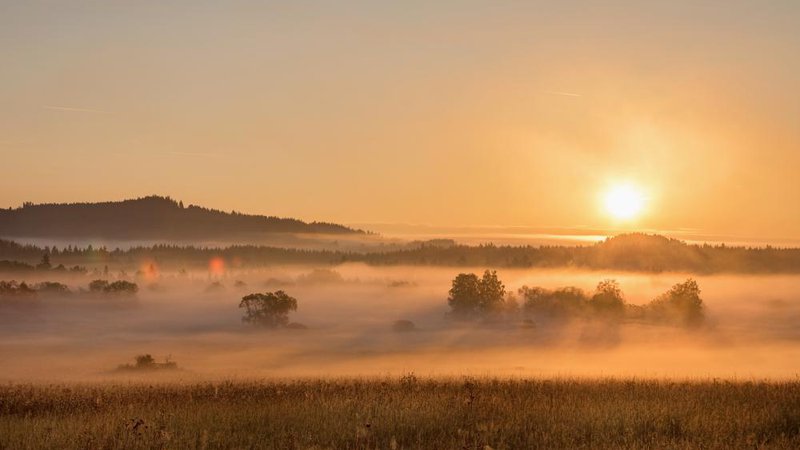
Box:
[1,1,798,239]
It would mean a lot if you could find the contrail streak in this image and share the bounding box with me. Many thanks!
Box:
[544,91,582,97]
[43,105,112,114]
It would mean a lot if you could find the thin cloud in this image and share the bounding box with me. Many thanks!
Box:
[110,151,224,159]
[43,105,112,114]
[544,91,582,97]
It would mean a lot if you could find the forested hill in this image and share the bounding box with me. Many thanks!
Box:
[0,196,362,240]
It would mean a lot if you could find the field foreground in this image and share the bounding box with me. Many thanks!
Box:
[1,378,799,449]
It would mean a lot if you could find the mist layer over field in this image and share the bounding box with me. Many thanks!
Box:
[2,265,799,381]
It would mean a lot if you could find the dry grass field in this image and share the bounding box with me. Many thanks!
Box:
[2,377,799,449]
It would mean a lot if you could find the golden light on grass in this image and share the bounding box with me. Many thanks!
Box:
[604,183,646,220]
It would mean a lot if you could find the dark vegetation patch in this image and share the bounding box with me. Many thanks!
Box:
[115,354,178,372]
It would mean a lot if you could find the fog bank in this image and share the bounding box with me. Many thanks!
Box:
[2,265,799,381]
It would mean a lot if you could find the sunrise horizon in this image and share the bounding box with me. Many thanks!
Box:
[2,2,800,448]
[5,193,799,248]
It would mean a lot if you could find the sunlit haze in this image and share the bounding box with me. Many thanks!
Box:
[2,1,799,240]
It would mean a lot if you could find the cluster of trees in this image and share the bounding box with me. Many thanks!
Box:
[448,272,706,328]
[447,270,508,319]
[3,233,800,274]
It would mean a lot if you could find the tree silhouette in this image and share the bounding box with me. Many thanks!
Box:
[647,278,705,327]
[588,279,625,319]
[239,291,298,328]
[36,253,51,270]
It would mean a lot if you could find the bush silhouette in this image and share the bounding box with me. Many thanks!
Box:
[35,281,71,296]
[296,268,344,285]
[88,279,137,295]
[392,319,416,332]
[519,286,588,319]
[89,279,110,292]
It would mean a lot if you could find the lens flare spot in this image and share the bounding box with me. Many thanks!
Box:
[209,257,225,276]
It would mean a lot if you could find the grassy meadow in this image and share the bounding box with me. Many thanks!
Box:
[1,377,799,449]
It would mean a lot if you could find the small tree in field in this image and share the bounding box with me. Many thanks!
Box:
[239,291,298,328]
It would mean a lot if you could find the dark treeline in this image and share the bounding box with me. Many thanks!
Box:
[0,195,362,239]
[2,233,800,273]
[0,279,138,298]
[369,233,800,273]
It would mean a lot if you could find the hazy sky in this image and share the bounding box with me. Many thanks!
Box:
[1,1,798,238]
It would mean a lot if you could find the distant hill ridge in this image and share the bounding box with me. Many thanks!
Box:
[0,195,363,239]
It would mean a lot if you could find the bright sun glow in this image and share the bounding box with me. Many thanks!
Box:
[604,183,646,220]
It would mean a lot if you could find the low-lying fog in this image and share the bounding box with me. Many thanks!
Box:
[2,265,800,381]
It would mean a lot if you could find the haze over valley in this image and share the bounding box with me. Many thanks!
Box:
[3,2,799,447]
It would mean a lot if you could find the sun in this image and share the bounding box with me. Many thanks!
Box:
[603,183,646,220]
